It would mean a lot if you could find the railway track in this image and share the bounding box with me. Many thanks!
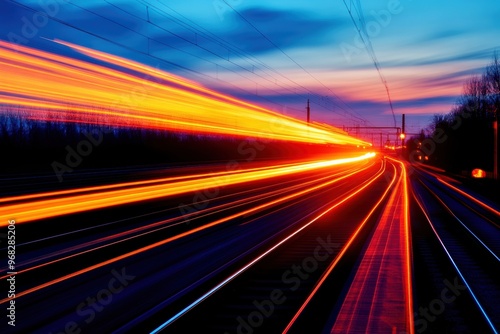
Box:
[2,157,498,334]
[410,167,500,333]
[139,159,412,333]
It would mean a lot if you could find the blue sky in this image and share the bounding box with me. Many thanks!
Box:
[2,0,500,135]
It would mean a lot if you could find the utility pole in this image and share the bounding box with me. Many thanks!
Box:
[307,99,310,124]
[402,114,405,137]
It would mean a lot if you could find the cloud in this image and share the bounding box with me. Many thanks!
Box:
[411,48,498,67]
[410,67,484,91]
[426,30,463,41]
[393,95,457,109]
[220,7,347,54]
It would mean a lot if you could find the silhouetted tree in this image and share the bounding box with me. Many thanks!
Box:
[485,52,500,113]
[413,53,498,174]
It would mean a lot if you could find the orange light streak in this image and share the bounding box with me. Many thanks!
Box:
[0,160,311,204]
[0,40,370,146]
[157,160,386,329]
[0,153,376,225]
[283,159,396,333]
[414,164,500,217]
[0,159,377,304]
[436,177,500,217]
[330,157,413,334]
[1,164,365,278]
[400,159,415,334]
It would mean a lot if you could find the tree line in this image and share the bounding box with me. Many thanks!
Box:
[406,54,500,175]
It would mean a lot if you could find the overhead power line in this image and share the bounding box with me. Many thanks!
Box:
[7,0,370,126]
[106,0,364,121]
[343,0,397,127]
[218,0,370,124]
[6,0,304,114]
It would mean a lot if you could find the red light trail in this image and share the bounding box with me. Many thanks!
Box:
[0,157,377,304]
[0,153,375,225]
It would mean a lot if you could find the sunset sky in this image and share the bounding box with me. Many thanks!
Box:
[2,0,500,135]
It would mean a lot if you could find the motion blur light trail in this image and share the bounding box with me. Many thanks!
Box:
[0,160,317,204]
[0,163,367,279]
[331,158,413,334]
[0,158,376,304]
[0,40,370,146]
[413,164,500,217]
[150,161,387,333]
[436,177,500,217]
[0,153,376,224]
[283,160,399,333]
